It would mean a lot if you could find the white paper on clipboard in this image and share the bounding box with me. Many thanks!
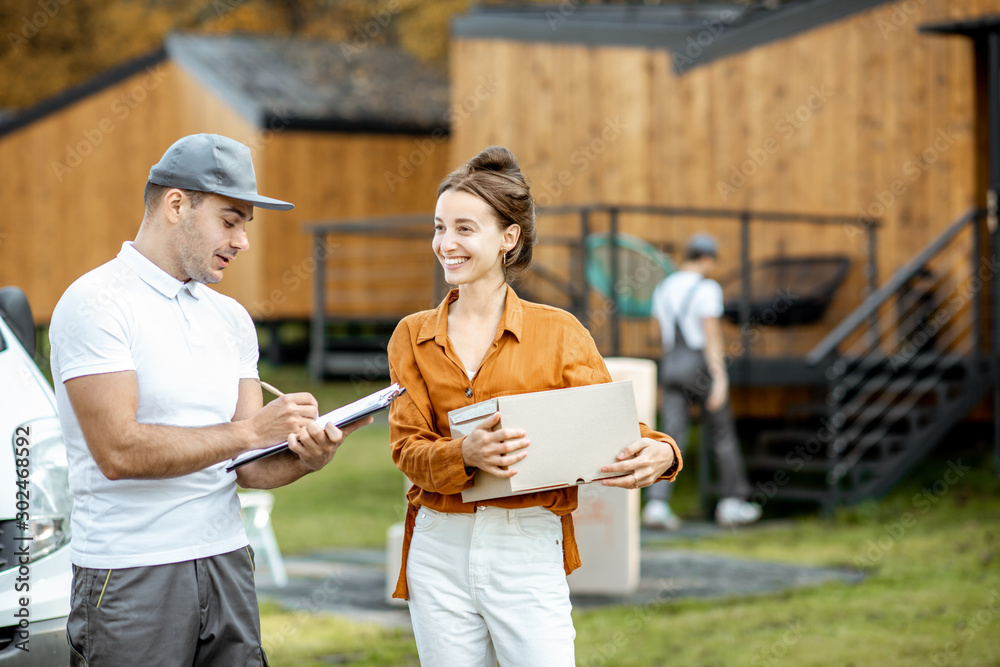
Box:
[226,382,405,472]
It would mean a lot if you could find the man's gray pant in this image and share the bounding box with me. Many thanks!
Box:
[67,547,268,666]
[647,387,752,502]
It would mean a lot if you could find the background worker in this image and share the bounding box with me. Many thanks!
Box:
[644,233,761,530]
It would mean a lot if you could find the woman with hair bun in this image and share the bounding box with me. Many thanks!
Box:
[387,146,682,665]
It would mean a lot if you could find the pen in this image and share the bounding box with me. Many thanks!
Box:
[256,379,285,397]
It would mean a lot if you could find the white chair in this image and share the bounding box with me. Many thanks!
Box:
[238,491,288,588]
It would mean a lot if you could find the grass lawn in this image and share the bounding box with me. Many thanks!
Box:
[256,363,408,552]
[573,480,1000,667]
[257,368,1000,666]
[259,600,418,667]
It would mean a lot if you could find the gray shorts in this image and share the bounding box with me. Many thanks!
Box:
[67,546,268,667]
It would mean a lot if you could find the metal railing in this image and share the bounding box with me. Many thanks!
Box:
[305,205,874,377]
[806,208,987,364]
[533,204,876,359]
[800,208,996,500]
[306,215,445,379]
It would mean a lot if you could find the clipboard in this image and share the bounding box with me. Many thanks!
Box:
[226,382,405,472]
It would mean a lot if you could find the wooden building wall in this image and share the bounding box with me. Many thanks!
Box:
[448,0,992,366]
[0,60,256,321]
[0,59,451,323]
[256,132,450,321]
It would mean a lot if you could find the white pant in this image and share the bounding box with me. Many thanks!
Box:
[406,505,576,666]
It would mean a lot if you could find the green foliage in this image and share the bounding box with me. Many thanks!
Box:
[0,0,462,109]
[1,0,183,107]
[0,0,818,111]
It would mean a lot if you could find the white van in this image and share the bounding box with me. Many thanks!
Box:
[0,287,72,665]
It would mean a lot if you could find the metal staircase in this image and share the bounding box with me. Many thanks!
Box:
[742,208,998,514]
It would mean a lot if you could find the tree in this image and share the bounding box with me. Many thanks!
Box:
[0,0,803,110]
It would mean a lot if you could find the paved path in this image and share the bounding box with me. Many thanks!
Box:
[256,521,863,629]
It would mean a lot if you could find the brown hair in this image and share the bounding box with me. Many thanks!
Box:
[143,182,206,215]
[437,146,537,282]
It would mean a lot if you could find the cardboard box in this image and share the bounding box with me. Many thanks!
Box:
[450,381,640,503]
[567,358,656,595]
[568,482,638,595]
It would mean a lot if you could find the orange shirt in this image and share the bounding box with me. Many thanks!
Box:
[388,286,681,599]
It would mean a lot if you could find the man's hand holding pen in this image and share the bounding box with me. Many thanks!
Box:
[250,385,320,447]
[252,379,373,471]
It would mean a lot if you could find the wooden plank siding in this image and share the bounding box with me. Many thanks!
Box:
[0,61,256,321]
[0,60,452,323]
[449,1,983,281]
[253,131,450,321]
[447,0,992,416]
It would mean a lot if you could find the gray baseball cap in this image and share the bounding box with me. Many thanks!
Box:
[148,134,293,211]
[685,233,718,258]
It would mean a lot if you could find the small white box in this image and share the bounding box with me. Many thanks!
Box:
[449,381,640,503]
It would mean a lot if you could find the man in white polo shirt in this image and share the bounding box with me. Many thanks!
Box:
[49,134,372,666]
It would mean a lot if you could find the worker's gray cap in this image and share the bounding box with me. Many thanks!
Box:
[685,233,718,258]
[148,134,293,211]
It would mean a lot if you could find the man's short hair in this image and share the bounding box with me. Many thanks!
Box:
[143,182,206,214]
